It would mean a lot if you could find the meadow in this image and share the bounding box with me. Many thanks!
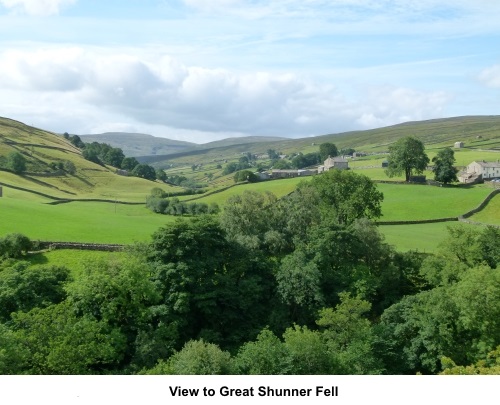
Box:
[0,188,173,243]
[376,183,492,221]
[469,193,500,225]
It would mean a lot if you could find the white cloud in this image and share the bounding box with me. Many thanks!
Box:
[0,46,451,140]
[479,65,500,89]
[0,0,76,16]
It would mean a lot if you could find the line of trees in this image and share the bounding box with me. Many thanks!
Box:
[385,136,459,184]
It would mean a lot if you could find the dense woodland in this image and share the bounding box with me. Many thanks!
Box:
[1,170,500,375]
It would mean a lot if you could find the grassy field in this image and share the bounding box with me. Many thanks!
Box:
[0,188,173,243]
[469,193,500,225]
[26,249,126,278]
[377,183,492,221]
[378,222,464,253]
[182,177,308,205]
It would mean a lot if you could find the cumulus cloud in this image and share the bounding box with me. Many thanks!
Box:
[0,47,451,140]
[479,65,500,89]
[0,0,76,16]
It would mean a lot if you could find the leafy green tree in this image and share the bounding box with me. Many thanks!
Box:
[432,147,458,184]
[121,156,140,171]
[220,190,286,253]
[276,249,324,324]
[147,216,273,350]
[291,152,321,169]
[377,265,500,374]
[0,261,71,322]
[385,137,429,182]
[267,149,280,160]
[66,256,160,367]
[104,148,126,168]
[234,170,258,183]
[309,169,383,225]
[319,142,339,161]
[10,302,126,374]
[272,159,292,169]
[282,325,332,374]
[440,345,500,375]
[6,152,27,173]
[232,328,292,375]
[156,169,167,182]
[132,164,157,180]
[69,134,85,148]
[63,160,76,175]
[82,148,101,165]
[0,323,30,374]
[477,226,500,269]
[0,233,32,259]
[317,293,382,374]
[146,339,232,375]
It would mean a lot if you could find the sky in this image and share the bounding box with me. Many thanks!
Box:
[0,0,499,143]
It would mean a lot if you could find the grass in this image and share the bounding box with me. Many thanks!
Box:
[183,177,308,206]
[469,193,500,225]
[26,250,125,279]
[377,183,492,221]
[0,188,174,243]
[378,222,478,253]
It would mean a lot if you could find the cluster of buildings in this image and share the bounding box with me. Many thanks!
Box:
[250,141,500,185]
[255,156,349,180]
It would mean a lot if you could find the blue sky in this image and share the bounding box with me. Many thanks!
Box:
[0,0,499,143]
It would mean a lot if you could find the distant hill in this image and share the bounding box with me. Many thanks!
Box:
[79,132,196,157]
[79,132,287,157]
[138,115,500,167]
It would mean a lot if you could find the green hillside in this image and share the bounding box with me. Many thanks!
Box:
[0,117,182,202]
[140,115,500,169]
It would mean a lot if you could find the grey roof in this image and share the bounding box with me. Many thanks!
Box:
[474,160,500,168]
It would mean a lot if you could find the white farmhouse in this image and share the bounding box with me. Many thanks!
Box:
[459,160,500,183]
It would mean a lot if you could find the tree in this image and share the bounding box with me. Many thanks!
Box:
[156,169,167,182]
[104,148,125,168]
[146,339,232,375]
[267,149,279,160]
[6,152,26,173]
[432,147,458,184]
[272,159,292,169]
[385,137,429,182]
[309,169,383,225]
[232,328,292,374]
[319,142,339,161]
[276,249,324,324]
[233,170,258,183]
[0,260,70,322]
[121,157,140,171]
[147,216,273,350]
[63,160,76,175]
[317,293,382,374]
[132,164,157,180]
[0,233,32,259]
[9,302,126,374]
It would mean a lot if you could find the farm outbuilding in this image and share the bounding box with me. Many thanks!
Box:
[454,141,464,148]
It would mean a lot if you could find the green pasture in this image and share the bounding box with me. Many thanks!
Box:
[378,222,479,253]
[469,193,500,225]
[0,188,173,243]
[377,183,492,221]
[0,169,183,202]
[26,249,124,279]
[183,176,308,206]
[450,149,500,167]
